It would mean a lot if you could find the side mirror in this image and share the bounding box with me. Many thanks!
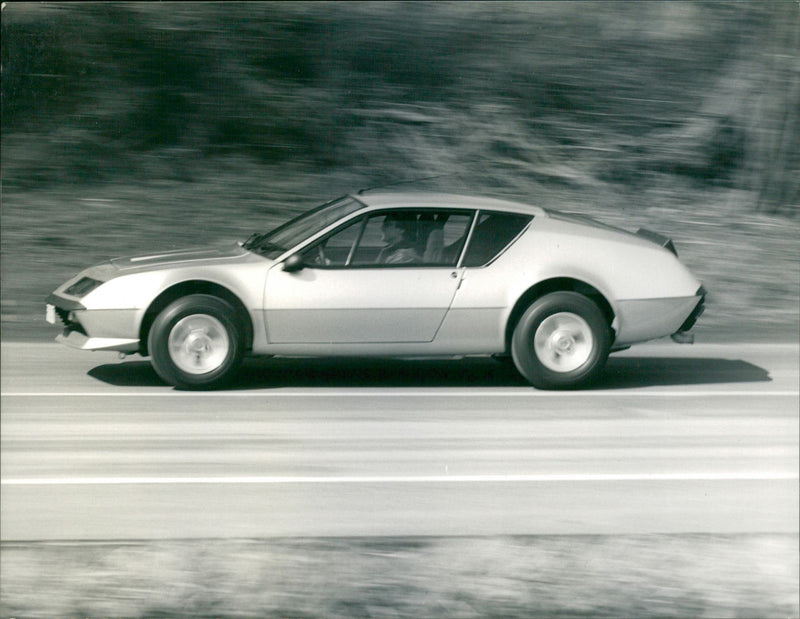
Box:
[282,254,305,273]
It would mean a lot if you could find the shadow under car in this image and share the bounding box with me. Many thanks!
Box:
[87,355,771,390]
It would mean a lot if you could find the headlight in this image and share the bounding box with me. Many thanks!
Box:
[64,277,103,297]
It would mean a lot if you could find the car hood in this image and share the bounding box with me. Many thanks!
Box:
[109,243,252,272]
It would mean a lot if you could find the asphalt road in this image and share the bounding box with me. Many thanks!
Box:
[1,341,798,542]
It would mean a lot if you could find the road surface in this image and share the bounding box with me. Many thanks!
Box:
[2,341,797,542]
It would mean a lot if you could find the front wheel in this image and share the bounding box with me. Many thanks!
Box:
[148,294,244,389]
[511,292,610,389]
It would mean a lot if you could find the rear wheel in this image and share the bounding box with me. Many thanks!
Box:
[148,294,244,389]
[511,292,610,389]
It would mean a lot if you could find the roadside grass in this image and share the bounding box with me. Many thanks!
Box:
[1,535,797,618]
[1,160,797,342]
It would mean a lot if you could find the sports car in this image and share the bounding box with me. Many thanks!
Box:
[46,191,705,389]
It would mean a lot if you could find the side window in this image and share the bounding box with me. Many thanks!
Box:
[421,212,473,265]
[462,212,532,267]
[300,216,364,267]
[351,214,394,265]
[351,210,473,267]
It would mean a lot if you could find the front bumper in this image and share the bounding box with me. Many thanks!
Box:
[47,293,141,353]
[56,330,140,353]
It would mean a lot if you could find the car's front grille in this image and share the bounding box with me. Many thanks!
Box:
[54,306,87,336]
[54,306,70,326]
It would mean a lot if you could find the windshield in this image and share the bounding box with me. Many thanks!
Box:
[243,196,364,259]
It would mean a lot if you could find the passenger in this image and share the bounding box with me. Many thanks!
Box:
[377,214,421,264]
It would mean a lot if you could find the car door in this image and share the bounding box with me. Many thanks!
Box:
[264,209,474,344]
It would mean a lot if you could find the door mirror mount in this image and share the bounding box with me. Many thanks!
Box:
[282,254,305,272]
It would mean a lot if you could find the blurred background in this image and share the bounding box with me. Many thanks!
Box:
[2,1,798,338]
[1,5,799,617]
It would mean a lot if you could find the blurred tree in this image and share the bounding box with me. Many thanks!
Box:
[1,1,797,213]
[745,2,799,214]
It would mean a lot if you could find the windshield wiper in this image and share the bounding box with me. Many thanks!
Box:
[242,232,261,249]
[242,233,284,254]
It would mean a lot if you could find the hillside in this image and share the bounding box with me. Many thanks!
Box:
[1,2,798,340]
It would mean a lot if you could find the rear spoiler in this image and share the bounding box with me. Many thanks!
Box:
[636,228,678,257]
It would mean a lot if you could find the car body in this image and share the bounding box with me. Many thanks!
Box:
[46,191,705,389]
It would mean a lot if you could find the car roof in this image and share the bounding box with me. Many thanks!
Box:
[350,191,547,216]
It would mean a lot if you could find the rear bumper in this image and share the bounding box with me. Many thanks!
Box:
[614,286,706,347]
[674,286,706,332]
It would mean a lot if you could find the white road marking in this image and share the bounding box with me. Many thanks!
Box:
[3,472,797,486]
[2,390,798,398]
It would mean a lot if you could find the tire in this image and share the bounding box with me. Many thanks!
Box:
[148,294,244,389]
[511,292,610,389]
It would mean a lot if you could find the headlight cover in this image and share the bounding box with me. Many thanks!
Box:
[64,277,103,298]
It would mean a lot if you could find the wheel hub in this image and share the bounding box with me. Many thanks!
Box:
[553,330,576,354]
[533,312,594,373]
[168,314,230,375]
[185,330,212,358]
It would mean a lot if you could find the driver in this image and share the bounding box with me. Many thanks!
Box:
[376,213,421,264]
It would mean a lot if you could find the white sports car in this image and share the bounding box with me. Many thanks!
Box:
[46,191,705,389]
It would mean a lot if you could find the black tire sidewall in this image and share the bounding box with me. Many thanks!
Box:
[148,294,243,389]
[511,292,610,389]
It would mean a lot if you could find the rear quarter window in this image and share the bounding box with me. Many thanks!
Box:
[462,211,533,267]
